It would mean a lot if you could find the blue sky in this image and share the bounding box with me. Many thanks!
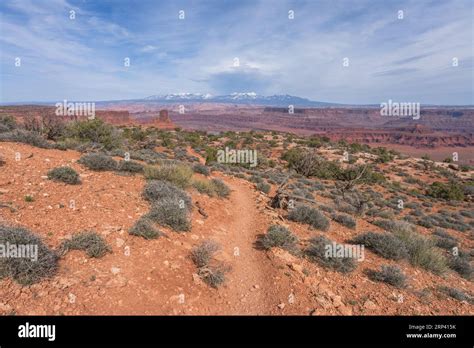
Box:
[0,0,472,104]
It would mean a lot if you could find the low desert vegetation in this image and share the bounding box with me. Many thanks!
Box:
[191,240,220,268]
[372,219,416,234]
[1,112,473,313]
[77,153,117,171]
[191,178,231,198]
[60,232,111,258]
[210,178,230,198]
[0,115,16,132]
[366,265,407,288]
[0,129,51,148]
[0,224,59,285]
[197,265,228,288]
[256,182,271,194]
[47,166,81,185]
[144,163,193,188]
[288,205,330,231]
[448,254,473,280]
[64,118,121,150]
[129,217,162,240]
[427,181,464,201]
[353,226,447,274]
[331,213,356,229]
[191,240,229,288]
[393,228,448,275]
[258,225,298,251]
[192,179,217,196]
[351,232,409,261]
[305,235,357,273]
[438,286,474,304]
[433,229,458,250]
[147,198,192,232]
[116,160,144,173]
[143,180,191,208]
[24,194,34,202]
[192,163,210,176]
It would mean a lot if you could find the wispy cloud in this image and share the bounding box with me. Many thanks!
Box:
[0,0,472,104]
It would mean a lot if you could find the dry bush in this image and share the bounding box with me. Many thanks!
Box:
[143,180,191,208]
[351,232,408,261]
[288,205,330,231]
[129,217,161,240]
[259,225,298,251]
[144,163,193,188]
[47,166,81,185]
[366,265,407,288]
[0,224,58,285]
[60,232,111,258]
[191,240,220,268]
[147,198,191,232]
[305,235,357,273]
[77,153,117,171]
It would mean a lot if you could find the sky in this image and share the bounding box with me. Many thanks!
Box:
[0,0,473,104]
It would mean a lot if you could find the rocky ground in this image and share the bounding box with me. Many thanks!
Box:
[0,141,473,315]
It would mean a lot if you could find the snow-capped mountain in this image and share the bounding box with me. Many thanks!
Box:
[143,93,338,107]
[144,93,213,101]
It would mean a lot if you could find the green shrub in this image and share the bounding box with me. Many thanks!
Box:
[259,225,298,251]
[24,195,34,202]
[143,180,191,208]
[0,130,50,148]
[284,150,342,179]
[144,163,193,188]
[193,163,210,176]
[427,181,464,201]
[394,229,447,275]
[372,219,416,234]
[305,235,357,273]
[0,224,58,285]
[192,179,216,196]
[249,174,263,183]
[77,153,117,171]
[331,213,356,229]
[65,119,121,150]
[129,217,161,239]
[116,160,144,173]
[211,178,230,198]
[0,115,16,132]
[60,232,111,258]
[288,205,330,231]
[47,166,81,185]
[351,232,408,260]
[367,265,407,288]
[256,182,271,194]
[147,198,191,232]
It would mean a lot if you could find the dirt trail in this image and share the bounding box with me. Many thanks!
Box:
[212,177,275,314]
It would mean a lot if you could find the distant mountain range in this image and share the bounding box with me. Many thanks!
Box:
[2,93,472,108]
[142,92,340,107]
